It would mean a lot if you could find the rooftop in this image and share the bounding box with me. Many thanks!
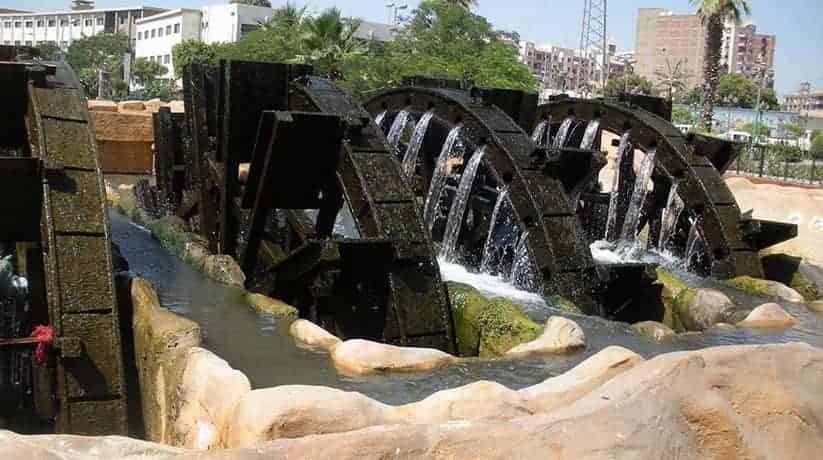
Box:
[0,6,165,17]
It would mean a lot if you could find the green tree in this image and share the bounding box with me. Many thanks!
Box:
[717,73,757,107]
[690,0,751,131]
[676,86,703,105]
[444,0,478,8]
[760,87,779,111]
[295,8,365,80]
[35,42,62,60]
[604,74,654,98]
[66,33,130,95]
[654,58,692,102]
[781,122,804,139]
[231,0,271,7]
[672,107,696,125]
[131,57,166,87]
[742,121,771,138]
[171,40,218,78]
[811,132,823,160]
[258,1,306,30]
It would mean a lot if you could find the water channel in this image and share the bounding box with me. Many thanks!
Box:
[111,210,823,406]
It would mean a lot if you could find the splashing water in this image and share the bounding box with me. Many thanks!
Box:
[685,217,707,266]
[618,147,658,246]
[531,118,550,148]
[423,126,464,234]
[374,110,387,130]
[440,146,487,261]
[552,116,575,148]
[658,182,685,250]
[579,118,601,150]
[386,110,413,155]
[509,230,538,291]
[480,189,518,274]
[401,110,434,178]
[604,132,634,241]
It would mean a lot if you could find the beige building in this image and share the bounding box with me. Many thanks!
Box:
[635,8,776,91]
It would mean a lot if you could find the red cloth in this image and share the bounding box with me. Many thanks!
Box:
[30,325,54,365]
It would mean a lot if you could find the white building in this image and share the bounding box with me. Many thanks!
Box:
[134,3,273,83]
[0,6,165,50]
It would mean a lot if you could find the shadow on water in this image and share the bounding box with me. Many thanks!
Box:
[110,211,823,405]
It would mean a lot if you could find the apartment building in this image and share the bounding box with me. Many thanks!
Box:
[519,42,592,92]
[0,5,165,50]
[635,8,776,90]
[134,4,272,81]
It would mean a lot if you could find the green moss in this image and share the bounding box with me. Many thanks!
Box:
[655,267,688,297]
[667,288,694,333]
[546,295,582,314]
[246,293,298,319]
[446,282,542,358]
[790,271,821,302]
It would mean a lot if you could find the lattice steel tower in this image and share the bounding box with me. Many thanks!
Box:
[576,0,608,94]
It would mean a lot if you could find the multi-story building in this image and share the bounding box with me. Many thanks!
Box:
[721,20,776,86]
[0,5,165,50]
[635,8,776,91]
[519,41,593,94]
[784,83,823,113]
[134,4,273,82]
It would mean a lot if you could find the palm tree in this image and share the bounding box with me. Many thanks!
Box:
[444,0,478,8]
[690,0,751,131]
[654,57,692,102]
[259,2,307,31]
[298,8,365,80]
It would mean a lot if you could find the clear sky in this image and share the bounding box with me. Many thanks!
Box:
[7,0,822,96]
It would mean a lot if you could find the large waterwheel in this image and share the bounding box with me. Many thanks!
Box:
[0,48,127,434]
[164,62,456,353]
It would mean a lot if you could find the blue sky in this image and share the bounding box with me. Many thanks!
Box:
[8,0,822,95]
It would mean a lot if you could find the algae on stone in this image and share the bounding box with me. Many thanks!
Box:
[447,282,542,358]
[246,293,298,319]
[546,295,582,314]
[790,271,821,302]
[724,276,804,303]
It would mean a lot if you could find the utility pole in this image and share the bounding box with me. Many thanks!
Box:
[576,0,608,95]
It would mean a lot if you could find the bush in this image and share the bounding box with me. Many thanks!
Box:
[769,144,804,163]
[811,133,823,160]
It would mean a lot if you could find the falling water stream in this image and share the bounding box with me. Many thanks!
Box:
[422,126,464,233]
[605,132,634,241]
[658,182,685,250]
[440,146,486,261]
[401,110,434,178]
[552,116,575,148]
[579,118,601,150]
[479,190,518,274]
[386,110,413,155]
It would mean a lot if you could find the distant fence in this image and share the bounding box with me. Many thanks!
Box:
[727,144,823,187]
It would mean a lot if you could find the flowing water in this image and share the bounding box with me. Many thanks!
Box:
[617,147,658,255]
[531,119,550,148]
[658,182,685,250]
[401,110,434,178]
[111,210,823,405]
[386,110,413,155]
[422,126,464,233]
[579,118,601,150]
[440,146,486,261]
[552,116,575,148]
[479,190,518,275]
[605,132,634,241]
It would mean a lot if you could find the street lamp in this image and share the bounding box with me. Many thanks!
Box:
[386,2,408,25]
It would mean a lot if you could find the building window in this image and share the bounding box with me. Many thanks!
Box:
[72,19,80,26]
[60,41,68,48]
[97,17,104,26]
[48,19,56,27]
[36,20,43,27]
[150,29,155,38]
[157,27,163,37]
[25,21,32,28]
[174,23,180,33]
[60,19,68,26]
[164,55,170,64]
[165,25,171,35]
[120,15,127,25]
[84,19,92,27]
[14,21,21,28]
[14,40,20,45]
[3,21,10,27]
[24,40,31,46]
[137,31,141,40]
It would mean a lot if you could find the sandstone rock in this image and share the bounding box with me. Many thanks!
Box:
[675,288,736,331]
[289,319,341,351]
[630,320,676,341]
[173,348,251,450]
[520,345,644,413]
[183,240,209,269]
[169,100,186,113]
[118,100,147,112]
[144,98,169,112]
[92,110,154,142]
[202,255,246,288]
[131,277,201,443]
[245,293,298,319]
[224,385,393,448]
[393,380,532,424]
[725,275,805,303]
[331,339,455,375]
[809,300,823,312]
[506,316,585,355]
[447,282,542,357]
[0,431,184,459]
[88,99,118,112]
[119,183,135,191]
[738,303,796,328]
